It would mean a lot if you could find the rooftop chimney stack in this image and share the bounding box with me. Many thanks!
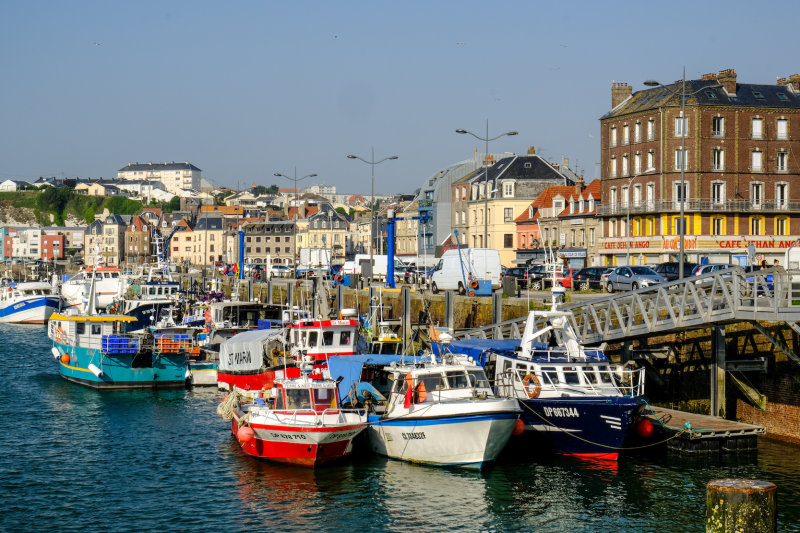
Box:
[575,176,585,196]
[717,68,737,96]
[788,74,800,93]
[611,82,632,108]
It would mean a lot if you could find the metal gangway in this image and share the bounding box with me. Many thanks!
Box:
[457,266,800,352]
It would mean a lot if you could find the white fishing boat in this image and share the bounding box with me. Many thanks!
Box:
[0,280,61,324]
[60,267,123,309]
[329,354,521,467]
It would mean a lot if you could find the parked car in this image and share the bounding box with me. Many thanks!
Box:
[605,266,666,292]
[555,268,580,289]
[652,262,698,282]
[269,264,293,278]
[572,267,612,291]
[691,263,733,285]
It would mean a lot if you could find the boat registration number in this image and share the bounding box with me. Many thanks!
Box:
[543,407,580,418]
[401,432,426,440]
[271,433,307,440]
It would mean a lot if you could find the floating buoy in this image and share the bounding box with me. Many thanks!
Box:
[51,347,61,360]
[185,368,192,380]
[636,418,654,438]
[237,426,255,443]
[512,419,526,436]
[87,363,104,378]
[60,353,70,364]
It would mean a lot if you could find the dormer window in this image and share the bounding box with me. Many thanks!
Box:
[502,181,515,197]
[569,200,575,214]
[528,206,533,218]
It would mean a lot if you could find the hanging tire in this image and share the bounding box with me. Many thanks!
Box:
[431,282,439,294]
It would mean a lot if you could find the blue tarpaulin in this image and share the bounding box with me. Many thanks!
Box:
[432,338,520,366]
[327,354,423,402]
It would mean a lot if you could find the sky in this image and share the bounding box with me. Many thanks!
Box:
[2,1,799,195]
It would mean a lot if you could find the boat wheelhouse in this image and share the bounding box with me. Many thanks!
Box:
[222,373,368,467]
[0,281,61,324]
[285,318,359,363]
[60,267,123,309]
[48,312,188,390]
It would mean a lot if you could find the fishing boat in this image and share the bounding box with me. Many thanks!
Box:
[48,309,189,390]
[60,267,123,309]
[328,354,521,468]
[0,281,61,324]
[436,309,646,461]
[218,371,368,467]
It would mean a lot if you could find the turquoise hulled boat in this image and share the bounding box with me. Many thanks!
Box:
[48,312,189,390]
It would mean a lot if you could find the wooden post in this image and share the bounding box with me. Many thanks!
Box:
[706,479,776,533]
[492,291,503,326]
[710,326,726,417]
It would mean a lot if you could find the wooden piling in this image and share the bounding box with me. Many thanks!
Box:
[706,479,776,533]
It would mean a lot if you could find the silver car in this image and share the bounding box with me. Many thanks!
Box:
[606,266,666,292]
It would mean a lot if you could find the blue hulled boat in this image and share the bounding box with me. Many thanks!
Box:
[434,309,646,461]
[48,312,189,390]
[0,281,61,324]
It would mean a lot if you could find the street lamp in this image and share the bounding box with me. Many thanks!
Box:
[456,121,518,248]
[347,149,398,280]
[274,168,317,271]
[626,167,656,265]
[643,68,720,279]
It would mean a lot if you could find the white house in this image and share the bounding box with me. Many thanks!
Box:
[117,161,202,196]
[0,179,31,191]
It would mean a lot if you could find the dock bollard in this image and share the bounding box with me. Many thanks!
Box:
[706,479,776,533]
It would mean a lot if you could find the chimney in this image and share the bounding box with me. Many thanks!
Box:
[562,157,569,171]
[575,176,585,196]
[788,74,800,93]
[717,68,737,96]
[701,72,717,81]
[527,146,536,155]
[611,82,632,108]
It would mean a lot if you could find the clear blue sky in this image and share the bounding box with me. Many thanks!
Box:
[2,1,798,194]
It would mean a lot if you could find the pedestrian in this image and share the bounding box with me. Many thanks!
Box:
[774,259,780,267]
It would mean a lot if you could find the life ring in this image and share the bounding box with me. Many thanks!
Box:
[335,273,343,283]
[54,326,65,344]
[522,373,541,398]
[469,279,479,289]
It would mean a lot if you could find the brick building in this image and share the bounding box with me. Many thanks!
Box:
[599,69,800,266]
[125,216,152,265]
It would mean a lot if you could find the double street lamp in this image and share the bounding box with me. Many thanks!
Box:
[456,122,517,247]
[274,168,317,269]
[347,149,398,277]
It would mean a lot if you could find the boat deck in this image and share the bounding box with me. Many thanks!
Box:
[645,406,765,454]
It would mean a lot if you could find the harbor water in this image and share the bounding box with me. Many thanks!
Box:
[2,323,799,532]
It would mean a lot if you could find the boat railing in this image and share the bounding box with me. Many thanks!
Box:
[154,334,195,354]
[494,365,645,399]
[271,406,367,425]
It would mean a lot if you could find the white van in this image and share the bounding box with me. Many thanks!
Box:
[428,248,502,294]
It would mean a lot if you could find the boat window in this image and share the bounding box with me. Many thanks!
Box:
[502,359,513,375]
[76,322,85,335]
[112,273,119,278]
[274,391,285,410]
[598,366,614,384]
[91,324,101,335]
[308,331,318,347]
[419,373,445,391]
[540,366,559,386]
[322,331,334,346]
[444,370,470,389]
[516,363,528,373]
[312,387,336,409]
[467,370,491,388]
[340,331,351,346]
[582,368,598,384]
[299,331,307,347]
[563,367,580,385]
[285,389,312,410]
[149,287,156,296]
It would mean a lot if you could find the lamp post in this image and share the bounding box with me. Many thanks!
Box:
[347,149,398,281]
[643,68,715,279]
[274,168,317,272]
[456,121,518,248]
[626,167,656,266]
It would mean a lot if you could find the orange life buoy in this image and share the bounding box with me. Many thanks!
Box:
[522,373,541,398]
[54,326,65,344]
[335,273,343,282]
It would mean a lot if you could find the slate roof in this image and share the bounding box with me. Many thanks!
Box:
[119,161,201,172]
[602,79,800,119]
[194,216,224,231]
[454,154,574,186]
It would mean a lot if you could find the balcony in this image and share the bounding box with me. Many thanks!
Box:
[597,199,800,216]
[418,199,433,208]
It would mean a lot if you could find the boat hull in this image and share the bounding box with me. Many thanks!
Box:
[0,296,60,324]
[232,411,366,467]
[367,410,519,467]
[53,342,187,390]
[516,396,642,460]
[188,360,218,386]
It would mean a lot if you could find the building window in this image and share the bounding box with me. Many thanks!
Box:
[609,157,617,177]
[777,183,789,209]
[750,216,764,235]
[751,182,763,207]
[752,118,763,139]
[711,182,726,205]
[751,151,763,172]
[675,115,687,137]
[609,187,617,208]
[608,219,616,238]
[633,184,642,206]
[634,122,642,143]
[711,217,724,236]
[647,151,655,172]
[589,228,595,245]
[647,119,655,141]
[646,183,655,207]
[504,208,513,222]
[712,116,724,137]
[622,155,629,176]
[503,234,513,248]
[610,127,617,147]
[777,119,788,140]
[673,181,687,206]
[777,151,788,172]
[712,148,725,171]
[621,185,630,207]
[675,149,687,171]
[503,181,514,197]
[776,216,789,236]
[622,125,630,145]
[634,153,642,174]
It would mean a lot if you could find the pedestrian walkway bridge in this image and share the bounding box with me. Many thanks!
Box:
[457,266,800,352]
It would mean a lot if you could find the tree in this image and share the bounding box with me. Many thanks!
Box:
[251,185,268,196]
[84,205,96,224]
[265,184,279,194]
[166,196,181,212]
[335,206,347,216]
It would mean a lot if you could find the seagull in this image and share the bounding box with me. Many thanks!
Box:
[456,42,464,45]
[92,42,101,46]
